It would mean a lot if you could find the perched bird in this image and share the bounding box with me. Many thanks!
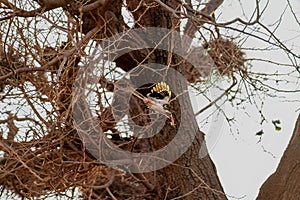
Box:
[129,82,175,126]
[144,82,175,126]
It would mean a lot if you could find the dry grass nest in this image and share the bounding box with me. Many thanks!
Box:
[204,37,247,76]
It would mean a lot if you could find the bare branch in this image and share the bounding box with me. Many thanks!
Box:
[0,0,68,21]
[38,0,68,10]
[81,171,115,189]
[182,0,224,45]
[81,0,108,12]
[0,26,100,81]
[152,0,180,18]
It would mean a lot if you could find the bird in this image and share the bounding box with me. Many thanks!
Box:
[128,82,175,126]
[145,82,175,126]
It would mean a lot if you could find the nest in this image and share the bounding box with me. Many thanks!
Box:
[204,37,246,76]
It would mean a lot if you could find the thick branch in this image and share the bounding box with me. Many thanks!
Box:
[256,115,300,199]
[0,0,68,20]
[37,0,68,10]
[81,0,108,12]
[183,0,224,45]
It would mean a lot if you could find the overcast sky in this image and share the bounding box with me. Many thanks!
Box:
[198,0,300,199]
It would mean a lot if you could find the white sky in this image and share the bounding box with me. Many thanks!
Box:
[198,0,300,199]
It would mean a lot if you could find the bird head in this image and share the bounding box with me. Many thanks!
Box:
[147,82,171,105]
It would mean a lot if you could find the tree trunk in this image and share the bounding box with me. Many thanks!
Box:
[69,0,227,198]
[256,114,300,200]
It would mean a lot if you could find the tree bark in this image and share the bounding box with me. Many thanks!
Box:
[141,38,226,198]
[103,0,226,199]
[256,114,300,200]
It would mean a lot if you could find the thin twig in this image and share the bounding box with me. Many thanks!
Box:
[194,76,237,116]
[0,26,100,81]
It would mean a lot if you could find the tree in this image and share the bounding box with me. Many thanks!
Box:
[0,0,299,199]
[257,114,300,200]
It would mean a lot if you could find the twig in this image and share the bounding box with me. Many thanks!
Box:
[152,0,180,18]
[194,76,237,116]
[0,26,100,81]
[82,170,115,189]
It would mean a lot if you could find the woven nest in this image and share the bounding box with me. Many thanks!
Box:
[204,37,246,76]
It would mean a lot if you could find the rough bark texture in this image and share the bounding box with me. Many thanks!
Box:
[128,1,224,198]
[256,114,300,200]
[77,0,227,198]
[78,0,227,199]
